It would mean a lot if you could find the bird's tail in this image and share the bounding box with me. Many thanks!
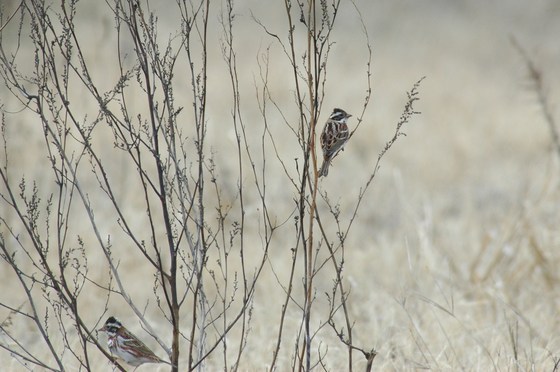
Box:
[318,159,330,177]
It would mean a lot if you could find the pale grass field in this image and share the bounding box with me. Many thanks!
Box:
[1,0,560,370]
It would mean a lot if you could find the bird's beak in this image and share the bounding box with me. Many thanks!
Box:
[98,325,107,332]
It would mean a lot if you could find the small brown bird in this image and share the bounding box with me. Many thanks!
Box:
[99,316,170,367]
[319,108,352,177]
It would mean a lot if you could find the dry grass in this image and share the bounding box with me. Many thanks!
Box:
[1,0,560,370]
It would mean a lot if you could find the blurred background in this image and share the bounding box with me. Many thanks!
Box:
[1,0,559,370]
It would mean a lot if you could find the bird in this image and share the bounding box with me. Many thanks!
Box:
[98,316,170,367]
[319,108,352,177]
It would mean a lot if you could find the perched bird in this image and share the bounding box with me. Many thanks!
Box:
[319,108,352,177]
[98,316,170,367]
